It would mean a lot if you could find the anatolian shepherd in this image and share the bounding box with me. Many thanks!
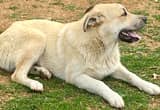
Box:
[0,3,159,108]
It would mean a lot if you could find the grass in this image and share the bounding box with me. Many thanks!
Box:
[63,4,77,11]
[146,26,160,41]
[9,6,18,11]
[153,15,160,21]
[0,0,160,110]
[87,0,97,5]
[132,10,149,16]
[9,13,19,19]
[49,0,64,6]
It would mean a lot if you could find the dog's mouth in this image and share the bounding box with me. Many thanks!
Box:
[118,29,141,43]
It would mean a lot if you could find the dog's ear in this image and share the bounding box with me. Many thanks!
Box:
[84,5,95,14]
[83,12,105,32]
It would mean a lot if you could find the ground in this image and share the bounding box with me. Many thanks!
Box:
[0,0,160,110]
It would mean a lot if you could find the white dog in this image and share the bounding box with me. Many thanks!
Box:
[0,3,159,108]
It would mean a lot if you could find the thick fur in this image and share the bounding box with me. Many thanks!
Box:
[0,3,160,108]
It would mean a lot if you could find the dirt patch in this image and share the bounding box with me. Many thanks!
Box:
[0,0,159,50]
[0,92,14,107]
[0,70,10,85]
[0,75,10,85]
[0,91,31,110]
[148,97,160,110]
[0,0,159,29]
[0,0,95,30]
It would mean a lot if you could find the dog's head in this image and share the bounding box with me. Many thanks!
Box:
[83,3,147,43]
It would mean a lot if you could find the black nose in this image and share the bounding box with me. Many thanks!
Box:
[141,16,147,24]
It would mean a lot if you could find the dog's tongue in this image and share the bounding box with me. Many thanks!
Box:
[128,32,141,40]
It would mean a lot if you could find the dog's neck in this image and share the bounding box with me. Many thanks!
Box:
[63,18,120,61]
[79,18,119,52]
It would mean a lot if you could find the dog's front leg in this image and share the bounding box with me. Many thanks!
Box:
[111,64,160,95]
[70,74,124,108]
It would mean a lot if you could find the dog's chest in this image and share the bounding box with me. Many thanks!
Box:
[86,55,120,79]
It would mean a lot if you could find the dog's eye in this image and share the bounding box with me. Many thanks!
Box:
[121,8,127,16]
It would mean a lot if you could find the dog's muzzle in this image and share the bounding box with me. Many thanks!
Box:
[118,16,147,43]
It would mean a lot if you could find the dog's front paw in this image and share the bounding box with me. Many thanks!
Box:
[141,82,160,95]
[107,92,124,108]
[30,81,44,92]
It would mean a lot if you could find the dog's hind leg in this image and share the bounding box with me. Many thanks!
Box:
[30,66,52,79]
[11,38,46,91]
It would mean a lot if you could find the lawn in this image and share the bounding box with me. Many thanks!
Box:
[0,0,160,110]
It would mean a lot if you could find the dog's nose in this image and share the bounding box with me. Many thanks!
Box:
[141,16,147,24]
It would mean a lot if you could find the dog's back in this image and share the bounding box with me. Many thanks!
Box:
[0,20,64,72]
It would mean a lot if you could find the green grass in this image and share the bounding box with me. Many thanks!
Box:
[146,26,160,41]
[153,15,160,21]
[9,6,18,11]
[9,13,19,19]
[132,10,149,16]
[63,4,77,11]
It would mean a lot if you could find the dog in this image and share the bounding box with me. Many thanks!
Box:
[0,3,160,108]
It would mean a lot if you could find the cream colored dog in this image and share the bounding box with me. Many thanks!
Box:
[0,3,160,108]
